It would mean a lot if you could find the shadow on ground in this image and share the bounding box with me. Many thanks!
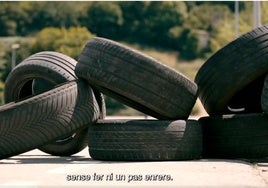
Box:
[1,153,262,166]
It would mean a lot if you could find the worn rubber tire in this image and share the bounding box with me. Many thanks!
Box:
[76,37,197,120]
[88,119,202,161]
[195,25,268,115]
[199,113,268,159]
[261,74,268,112]
[4,51,105,156]
[0,80,100,159]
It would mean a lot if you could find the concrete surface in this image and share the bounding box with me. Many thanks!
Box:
[0,148,268,188]
[1,115,268,187]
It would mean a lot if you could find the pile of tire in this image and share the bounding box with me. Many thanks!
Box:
[76,38,201,161]
[2,25,268,161]
[0,38,201,161]
[196,25,268,159]
[1,52,105,159]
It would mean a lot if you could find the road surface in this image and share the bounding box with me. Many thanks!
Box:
[0,148,268,188]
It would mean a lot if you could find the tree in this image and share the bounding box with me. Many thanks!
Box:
[105,96,126,115]
[0,40,7,80]
[119,1,149,40]
[85,2,123,38]
[179,29,200,60]
[0,2,20,36]
[261,2,268,25]
[0,2,91,36]
[28,2,88,29]
[185,4,232,31]
[209,2,252,54]
[0,38,34,82]
[31,27,95,59]
[192,1,246,12]
[139,1,188,46]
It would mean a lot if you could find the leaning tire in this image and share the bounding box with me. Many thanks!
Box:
[76,37,197,120]
[88,119,202,161]
[0,80,100,159]
[199,113,268,158]
[195,25,268,115]
[4,51,105,156]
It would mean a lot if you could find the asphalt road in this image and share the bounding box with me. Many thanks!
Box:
[1,147,268,188]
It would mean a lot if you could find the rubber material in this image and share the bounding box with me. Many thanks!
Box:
[195,25,268,115]
[76,37,197,120]
[88,119,202,161]
[199,113,268,159]
[261,74,268,113]
[0,80,100,159]
[4,52,105,156]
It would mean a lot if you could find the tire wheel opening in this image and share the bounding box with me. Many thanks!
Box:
[226,74,266,114]
[18,78,75,144]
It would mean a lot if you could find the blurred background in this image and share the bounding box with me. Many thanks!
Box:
[0,1,264,116]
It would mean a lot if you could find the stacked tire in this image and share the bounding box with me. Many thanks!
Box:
[196,25,268,159]
[1,52,105,159]
[0,38,203,161]
[3,26,268,161]
[75,37,202,161]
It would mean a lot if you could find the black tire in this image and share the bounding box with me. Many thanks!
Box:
[76,37,197,120]
[261,74,268,113]
[195,25,268,115]
[0,80,100,159]
[88,119,202,161]
[199,113,268,159]
[4,51,105,156]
